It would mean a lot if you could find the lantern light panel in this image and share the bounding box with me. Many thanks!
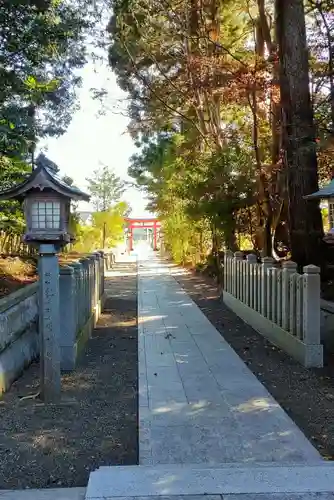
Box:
[31,201,61,230]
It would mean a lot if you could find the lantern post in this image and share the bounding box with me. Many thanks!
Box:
[37,242,61,401]
[0,154,90,402]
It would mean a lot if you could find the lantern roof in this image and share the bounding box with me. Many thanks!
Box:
[0,154,90,202]
[304,179,334,200]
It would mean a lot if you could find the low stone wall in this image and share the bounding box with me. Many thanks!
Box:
[320,299,334,353]
[103,251,115,270]
[58,252,105,371]
[0,250,112,396]
[0,283,39,394]
[223,251,323,368]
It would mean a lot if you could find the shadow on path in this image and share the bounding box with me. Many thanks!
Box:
[174,267,334,461]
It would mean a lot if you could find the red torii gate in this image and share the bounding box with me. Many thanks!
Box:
[125,217,161,251]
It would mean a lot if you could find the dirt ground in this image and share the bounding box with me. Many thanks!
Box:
[0,253,89,298]
[0,263,138,489]
[175,268,334,462]
[0,256,37,298]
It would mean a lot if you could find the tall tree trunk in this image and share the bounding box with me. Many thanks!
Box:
[211,222,223,283]
[257,0,288,259]
[317,6,334,133]
[250,11,273,257]
[222,212,239,252]
[275,0,324,267]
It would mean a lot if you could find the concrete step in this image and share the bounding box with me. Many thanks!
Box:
[0,487,85,500]
[85,463,334,499]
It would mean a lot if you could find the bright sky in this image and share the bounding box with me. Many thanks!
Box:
[39,59,152,218]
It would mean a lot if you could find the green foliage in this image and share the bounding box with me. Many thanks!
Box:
[322,207,330,233]
[0,0,97,160]
[0,156,31,233]
[72,201,130,252]
[86,165,126,211]
[108,0,334,268]
[93,201,130,247]
[0,0,105,254]
[129,130,255,261]
[108,0,262,263]
[71,225,102,254]
[162,210,211,265]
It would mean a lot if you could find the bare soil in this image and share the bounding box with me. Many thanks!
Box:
[0,253,88,299]
[0,263,138,489]
[175,268,334,461]
[0,256,37,298]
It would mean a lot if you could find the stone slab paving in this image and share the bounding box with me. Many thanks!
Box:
[86,496,334,500]
[0,488,86,500]
[138,259,322,465]
[85,256,334,500]
[223,496,334,499]
[87,496,334,500]
[85,463,334,499]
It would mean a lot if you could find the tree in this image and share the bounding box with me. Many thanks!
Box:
[86,165,126,211]
[0,156,30,241]
[276,0,324,266]
[0,0,103,255]
[0,0,94,162]
[110,0,256,255]
[72,201,131,252]
[108,0,334,267]
[93,201,131,247]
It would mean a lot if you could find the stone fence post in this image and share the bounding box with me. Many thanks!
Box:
[281,261,297,331]
[69,261,83,335]
[87,257,95,322]
[89,256,96,321]
[97,251,104,298]
[93,253,100,310]
[224,250,233,293]
[303,265,321,345]
[246,254,257,308]
[100,252,105,297]
[233,251,243,299]
[79,258,90,329]
[261,257,274,318]
[103,253,109,272]
[59,266,76,371]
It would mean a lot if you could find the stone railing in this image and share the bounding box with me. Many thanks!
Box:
[103,250,115,271]
[0,251,107,395]
[223,251,323,368]
[58,251,106,372]
[0,282,39,395]
[320,299,334,353]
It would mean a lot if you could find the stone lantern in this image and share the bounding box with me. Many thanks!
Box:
[0,155,90,401]
[305,179,334,244]
[0,155,89,246]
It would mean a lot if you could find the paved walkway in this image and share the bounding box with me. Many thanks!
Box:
[9,254,333,500]
[86,256,334,499]
[138,258,321,465]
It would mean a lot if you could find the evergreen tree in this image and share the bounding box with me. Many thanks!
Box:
[86,165,126,212]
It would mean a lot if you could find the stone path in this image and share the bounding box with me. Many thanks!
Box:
[4,255,334,499]
[86,257,334,499]
[137,259,320,465]
[0,488,85,500]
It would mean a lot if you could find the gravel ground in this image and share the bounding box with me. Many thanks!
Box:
[174,268,334,461]
[0,263,138,490]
